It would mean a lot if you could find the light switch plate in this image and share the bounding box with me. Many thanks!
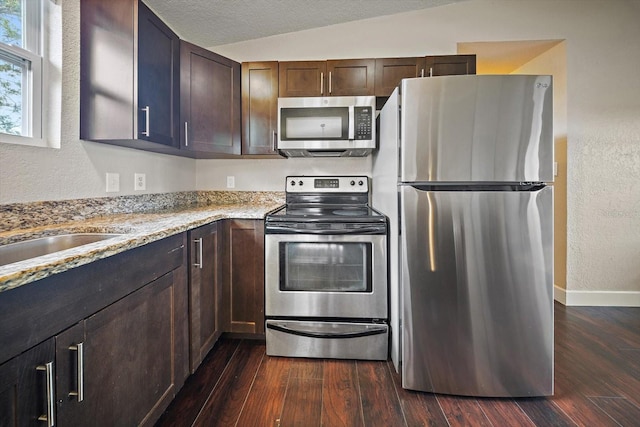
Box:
[106,172,120,192]
[226,176,235,188]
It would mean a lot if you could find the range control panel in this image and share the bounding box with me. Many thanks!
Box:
[286,176,369,193]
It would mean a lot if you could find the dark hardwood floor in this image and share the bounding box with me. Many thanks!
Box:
[156,303,640,426]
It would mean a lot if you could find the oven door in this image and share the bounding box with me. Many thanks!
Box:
[265,233,387,319]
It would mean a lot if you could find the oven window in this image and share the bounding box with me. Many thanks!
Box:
[280,242,372,292]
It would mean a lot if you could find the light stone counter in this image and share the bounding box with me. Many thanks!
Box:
[0,191,284,293]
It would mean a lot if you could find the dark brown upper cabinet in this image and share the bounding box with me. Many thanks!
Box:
[375,57,424,97]
[180,41,241,157]
[80,0,181,155]
[374,55,477,97]
[241,61,282,156]
[279,59,375,97]
[424,54,476,77]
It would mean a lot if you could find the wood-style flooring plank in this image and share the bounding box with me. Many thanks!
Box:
[155,338,240,426]
[436,395,492,427]
[476,398,536,426]
[387,362,448,427]
[235,355,291,427]
[288,357,324,380]
[516,398,575,427]
[590,396,640,426]
[193,340,265,427]
[357,361,406,427]
[279,377,323,427]
[321,360,364,427]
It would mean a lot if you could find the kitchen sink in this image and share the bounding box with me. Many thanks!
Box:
[0,233,124,267]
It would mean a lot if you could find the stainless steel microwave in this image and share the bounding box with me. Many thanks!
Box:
[277,96,376,157]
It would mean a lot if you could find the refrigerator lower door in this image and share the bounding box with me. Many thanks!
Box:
[400,185,554,397]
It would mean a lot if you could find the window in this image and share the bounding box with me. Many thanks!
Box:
[0,0,59,148]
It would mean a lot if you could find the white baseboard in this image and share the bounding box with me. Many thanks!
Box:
[554,285,640,307]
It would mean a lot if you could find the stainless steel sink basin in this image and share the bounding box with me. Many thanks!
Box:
[0,233,124,267]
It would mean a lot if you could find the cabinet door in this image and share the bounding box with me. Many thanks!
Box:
[278,61,326,97]
[55,323,85,426]
[180,41,241,155]
[137,1,180,147]
[375,57,423,96]
[0,339,55,427]
[188,223,222,372]
[222,220,265,335]
[71,271,187,427]
[423,54,477,77]
[326,59,375,96]
[241,61,281,156]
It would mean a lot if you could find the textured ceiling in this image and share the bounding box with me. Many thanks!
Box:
[144,0,466,47]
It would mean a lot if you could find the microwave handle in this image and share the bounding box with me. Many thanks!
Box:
[348,106,355,140]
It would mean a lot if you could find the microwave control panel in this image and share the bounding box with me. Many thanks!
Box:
[354,107,373,140]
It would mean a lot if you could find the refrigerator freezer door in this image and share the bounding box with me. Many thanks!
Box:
[400,75,553,184]
[400,185,554,397]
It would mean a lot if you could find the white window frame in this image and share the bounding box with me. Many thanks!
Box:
[0,0,53,148]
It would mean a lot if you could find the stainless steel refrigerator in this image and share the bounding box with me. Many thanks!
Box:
[372,75,554,397]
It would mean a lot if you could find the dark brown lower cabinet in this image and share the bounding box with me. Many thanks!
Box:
[222,219,265,336]
[0,234,189,427]
[188,222,222,372]
[57,271,186,427]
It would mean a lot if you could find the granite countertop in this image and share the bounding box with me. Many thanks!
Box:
[0,192,284,293]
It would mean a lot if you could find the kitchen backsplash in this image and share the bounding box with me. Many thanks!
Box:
[0,191,284,233]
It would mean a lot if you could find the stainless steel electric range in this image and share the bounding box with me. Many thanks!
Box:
[264,176,388,360]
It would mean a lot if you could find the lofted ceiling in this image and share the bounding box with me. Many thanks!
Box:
[144,0,467,47]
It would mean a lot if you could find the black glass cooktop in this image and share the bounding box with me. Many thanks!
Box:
[268,204,385,223]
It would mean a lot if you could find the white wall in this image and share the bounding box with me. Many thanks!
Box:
[0,0,195,204]
[207,0,640,298]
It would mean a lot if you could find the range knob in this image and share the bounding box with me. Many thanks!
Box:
[350,180,356,186]
[298,180,304,186]
[290,180,296,186]
[358,180,364,186]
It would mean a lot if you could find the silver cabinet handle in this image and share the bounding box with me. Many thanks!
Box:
[68,343,84,402]
[36,362,55,427]
[272,131,277,152]
[141,106,150,136]
[184,121,189,147]
[421,68,425,78]
[320,72,324,95]
[329,71,332,94]
[429,67,433,77]
[194,238,203,269]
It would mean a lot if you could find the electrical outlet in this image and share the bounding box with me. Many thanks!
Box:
[106,172,120,192]
[134,173,146,191]
[226,176,235,188]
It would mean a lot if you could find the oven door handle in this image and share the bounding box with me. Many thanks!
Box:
[267,322,387,339]
[265,225,386,235]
